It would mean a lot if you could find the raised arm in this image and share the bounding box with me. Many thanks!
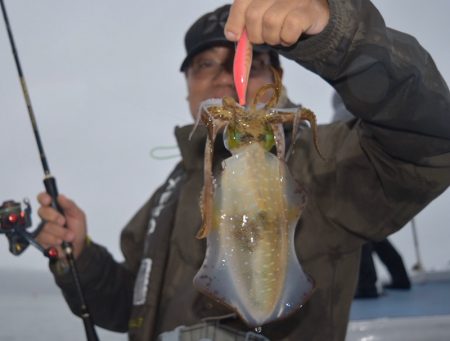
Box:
[277,0,450,162]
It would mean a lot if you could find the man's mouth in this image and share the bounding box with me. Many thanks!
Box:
[209,87,237,99]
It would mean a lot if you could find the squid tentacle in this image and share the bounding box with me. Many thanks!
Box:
[252,67,282,109]
[196,103,231,239]
[300,108,325,160]
[265,107,325,161]
[189,98,223,141]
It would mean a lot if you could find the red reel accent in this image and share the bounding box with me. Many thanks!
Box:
[8,213,18,223]
[46,247,58,259]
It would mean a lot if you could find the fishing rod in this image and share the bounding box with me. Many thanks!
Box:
[0,1,99,340]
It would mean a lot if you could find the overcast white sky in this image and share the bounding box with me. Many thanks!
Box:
[0,0,449,280]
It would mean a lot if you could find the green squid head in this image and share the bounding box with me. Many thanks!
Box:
[224,122,275,153]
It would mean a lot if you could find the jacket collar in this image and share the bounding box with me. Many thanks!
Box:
[175,124,230,171]
[174,124,204,171]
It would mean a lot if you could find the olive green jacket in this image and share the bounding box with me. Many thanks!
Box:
[51,0,450,340]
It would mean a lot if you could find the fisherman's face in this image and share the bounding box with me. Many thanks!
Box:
[185,45,280,119]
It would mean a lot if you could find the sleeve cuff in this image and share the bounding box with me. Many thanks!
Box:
[50,238,106,287]
[275,0,348,62]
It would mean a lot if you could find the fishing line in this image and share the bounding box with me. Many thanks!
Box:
[149,145,180,160]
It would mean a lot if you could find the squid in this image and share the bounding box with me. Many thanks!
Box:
[192,66,323,328]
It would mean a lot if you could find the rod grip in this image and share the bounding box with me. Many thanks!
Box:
[43,176,64,214]
[43,175,100,340]
[43,176,71,250]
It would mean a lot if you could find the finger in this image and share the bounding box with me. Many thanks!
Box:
[224,0,252,41]
[279,10,311,46]
[36,229,64,248]
[37,206,66,225]
[245,1,274,44]
[304,0,330,35]
[260,2,287,45]
[37,192,52,206]
[38,221,73,241]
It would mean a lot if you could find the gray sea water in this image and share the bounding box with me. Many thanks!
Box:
[1,269,450,341]
[0,269,126,341]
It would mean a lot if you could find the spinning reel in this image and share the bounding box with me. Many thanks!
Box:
[0,199,58,259]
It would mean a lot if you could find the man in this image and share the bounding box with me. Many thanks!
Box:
[36,0,450,340]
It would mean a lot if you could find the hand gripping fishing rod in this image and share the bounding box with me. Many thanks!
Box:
[0,1,99,340]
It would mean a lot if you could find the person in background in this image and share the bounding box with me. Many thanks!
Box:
[36,0,450,340]
[356,238,411,298]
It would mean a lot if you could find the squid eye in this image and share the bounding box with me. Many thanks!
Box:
[224,126,242,151]
[262,132,275,151]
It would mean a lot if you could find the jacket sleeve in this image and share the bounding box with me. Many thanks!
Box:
[49,194,159,332]
[279,0,450,239]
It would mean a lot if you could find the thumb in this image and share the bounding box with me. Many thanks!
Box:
[224,0,251,41]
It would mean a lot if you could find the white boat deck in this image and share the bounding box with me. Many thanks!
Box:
[347,271,450,340]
